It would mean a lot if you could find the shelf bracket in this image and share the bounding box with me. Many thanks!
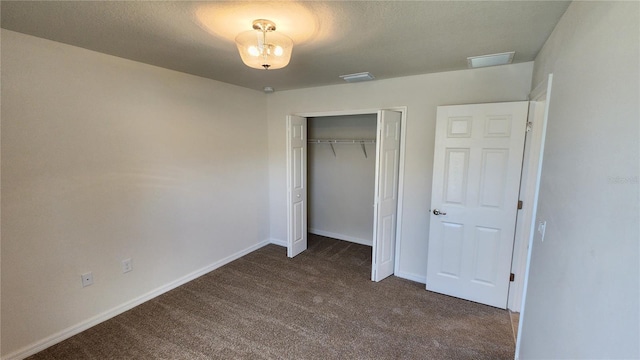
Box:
[329,142,336,157]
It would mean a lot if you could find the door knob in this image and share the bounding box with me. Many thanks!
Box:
[296,194,301,198]
[432,209,447,216]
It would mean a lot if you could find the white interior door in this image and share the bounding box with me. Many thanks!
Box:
[287,115,307,258]
[426,102,528,308]
[371,110,402,282]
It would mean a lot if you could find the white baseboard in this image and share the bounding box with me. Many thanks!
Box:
[269,238,287,247]
[2,239,271,360]
[394,270,426,284]
[308,228,372,246]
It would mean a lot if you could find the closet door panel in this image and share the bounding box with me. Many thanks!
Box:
[287,115,307,258]
[372,110,402,282]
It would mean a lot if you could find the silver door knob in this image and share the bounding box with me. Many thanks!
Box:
[296,194,301,198]
[433,209,447,215]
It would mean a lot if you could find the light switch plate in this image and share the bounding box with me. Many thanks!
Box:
[537,220,547,242]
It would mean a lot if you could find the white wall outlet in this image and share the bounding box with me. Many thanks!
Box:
[81,272,93,287]
[122,258,132,273]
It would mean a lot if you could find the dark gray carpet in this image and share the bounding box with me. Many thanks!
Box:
[28,235,515,359]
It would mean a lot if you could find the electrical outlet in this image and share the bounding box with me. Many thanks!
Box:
[122,258,132,273]
[81,272,93,287]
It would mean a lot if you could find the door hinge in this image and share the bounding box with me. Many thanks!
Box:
[510,273,515,282]
[517,200,523,210]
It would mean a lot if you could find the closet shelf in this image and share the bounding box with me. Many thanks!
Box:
[307,138,376,158]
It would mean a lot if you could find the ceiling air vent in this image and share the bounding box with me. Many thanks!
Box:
[340,72,375,83]
[467,52,515,68]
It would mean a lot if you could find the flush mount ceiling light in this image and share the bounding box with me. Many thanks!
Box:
[339,72,376,83]
[235,19,293,70]
[467,51,515,68]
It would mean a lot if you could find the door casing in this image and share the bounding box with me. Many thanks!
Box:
[515,74,554,358]
[507,85,551,311]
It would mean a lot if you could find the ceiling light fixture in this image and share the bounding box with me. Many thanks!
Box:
[339,72,376,83]
[235,19,293,70]
[467,52,515,68]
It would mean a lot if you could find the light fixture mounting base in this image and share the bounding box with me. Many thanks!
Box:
[252,19,276,32]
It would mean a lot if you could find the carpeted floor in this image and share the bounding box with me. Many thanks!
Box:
[28,235,515,359]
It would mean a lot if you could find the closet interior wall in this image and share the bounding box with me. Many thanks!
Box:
[308,114,377,246]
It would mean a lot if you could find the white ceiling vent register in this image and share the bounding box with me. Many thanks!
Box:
[467,52,515,68]
[340,72,376,83]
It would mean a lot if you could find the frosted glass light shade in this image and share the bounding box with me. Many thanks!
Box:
[235,29,293,70]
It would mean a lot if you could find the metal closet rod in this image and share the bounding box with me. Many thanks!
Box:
[307,138,376,144]
[307,138,376,158]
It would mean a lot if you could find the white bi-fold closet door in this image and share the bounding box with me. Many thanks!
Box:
[286,110,403,282]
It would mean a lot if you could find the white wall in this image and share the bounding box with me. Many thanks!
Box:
[267,63,533,281]
[1,30,269,358]
[308,115,377,245]
[519,2,639,359]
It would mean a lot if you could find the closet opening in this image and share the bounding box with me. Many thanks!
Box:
[307,114,377,247]
[286,108,406,282]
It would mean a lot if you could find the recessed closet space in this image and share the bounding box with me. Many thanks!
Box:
[307,114,377,246]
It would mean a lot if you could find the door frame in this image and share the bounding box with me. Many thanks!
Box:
[288,107,408,277]
[515,74,553,357]
[507,75,554,312]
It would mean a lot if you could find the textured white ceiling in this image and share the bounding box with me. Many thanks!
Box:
[1,1,570,91]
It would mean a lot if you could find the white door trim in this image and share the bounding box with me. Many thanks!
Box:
[288,107,407,279]
[295,108,390,118]
[507,94,551,311]
[515,74,554,359]
[508,75,556,310]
